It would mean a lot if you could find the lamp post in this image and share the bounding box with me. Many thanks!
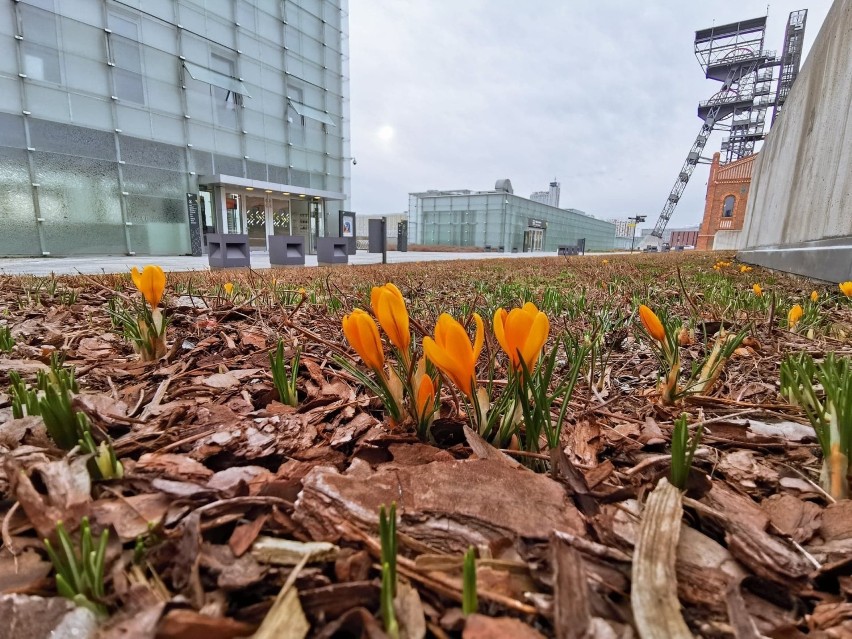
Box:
[628,215,646,253]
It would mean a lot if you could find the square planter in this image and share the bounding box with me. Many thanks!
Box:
[206,233,251,269]
[268,235,306,266]
[316,237,349,265]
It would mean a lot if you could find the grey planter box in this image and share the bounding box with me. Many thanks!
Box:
[268,235,306,266]
[206,233,251,269]
[316,237,349,265]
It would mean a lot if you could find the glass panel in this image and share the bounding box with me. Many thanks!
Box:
[126,194,190,255]
[114,68,146,104]
[29,119,116,161]
[290,169,309,187]
[245,197,266,249]
[236,1,256,30]
[0,147,40,256]
[268,164,288,185]
[290,197,310,251]
[0,113,26,149]
[20,4,58,47]
[0,76,22,114]
[122,164,185,198]
[33,152,126,255]
[271,199,290,235]
[225,192,242,233]
[69,93,113,129]
[22,42,61,83]
[111,35,142,71]
[183,61,250,97]
[289,100,335,126]
[192,150,214,175]
[214,154,243,177]
[246,160,267,181]
[119,135,186,172]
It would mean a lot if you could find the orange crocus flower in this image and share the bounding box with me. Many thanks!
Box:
[423,313,483,399]
[416,374,435,421]
[811,290,819,302]
[788,304,803,329]
[493,302,550,373]
[840,281,852,298]
[370,283,410,355]
[639,305,666,343]
[753,284,763,297]
[131,265,166,307]
[342,309,384,373]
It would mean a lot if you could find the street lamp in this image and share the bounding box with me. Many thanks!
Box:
[628,215,646,253]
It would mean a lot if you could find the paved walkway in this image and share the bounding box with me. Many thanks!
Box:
[0,250,605,276]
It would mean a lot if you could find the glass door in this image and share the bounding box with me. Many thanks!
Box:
[291,196,311,252]
[310,199,324,254]
[271,198,291,236]
[226,193,243,233]
[245,195,267,249]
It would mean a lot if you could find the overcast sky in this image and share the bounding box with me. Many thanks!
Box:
[348,1,831,232]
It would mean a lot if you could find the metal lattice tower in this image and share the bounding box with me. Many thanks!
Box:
[650,11,807,240]
[773,10,808,123]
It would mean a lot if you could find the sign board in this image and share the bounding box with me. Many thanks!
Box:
[186,193,203,256]
[528,218,547,229]
[339,211,356,255]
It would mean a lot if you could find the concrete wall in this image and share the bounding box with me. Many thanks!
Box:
[737,0,852,281]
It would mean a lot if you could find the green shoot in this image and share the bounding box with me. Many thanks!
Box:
[269,340,300,407]
[9,371,40,419]
[379,502,397,596]
[0,325,14,352]
[380,563,399,638]
[516,333,590,455]
[105,295,168,361]
[670,414,703,490]
[379,502,399,638]
[780,353,852,499]
[43,518,109,618]
[462,547,477,616]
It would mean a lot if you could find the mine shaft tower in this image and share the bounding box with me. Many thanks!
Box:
[650,10,807,239]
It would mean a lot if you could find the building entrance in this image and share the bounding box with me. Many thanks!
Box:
[237,192,324,254]
[523,228,544,252]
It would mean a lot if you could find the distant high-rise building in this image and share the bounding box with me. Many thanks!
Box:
[606,218,634,239]
[530,180,560,208]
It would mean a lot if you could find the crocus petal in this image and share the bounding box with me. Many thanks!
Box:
[374,286,410,353]
[519,311,550,371]
[424,313,479,399]
[423,336,471,397]
[130,266,143,291]
[639,305,666,342]
[788,304,803,328]
[472,313,484,363]
[138,265,165,307]
[505,308,535,368]
[416,375,435,420]
[342,309,384,372]
[493,308,509,361]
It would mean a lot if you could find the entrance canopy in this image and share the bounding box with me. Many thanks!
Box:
[197,174,345,201]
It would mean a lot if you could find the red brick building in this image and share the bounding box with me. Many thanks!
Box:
[669,229,699,247]
[697,152,755,250]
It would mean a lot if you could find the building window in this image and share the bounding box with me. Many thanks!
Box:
[108,12,145,104]
[722,195,735,218]
[210,53,239,129]
[19,3,61,84]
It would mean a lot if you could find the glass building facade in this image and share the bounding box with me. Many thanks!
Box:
[409,185,616,253]
[0,0,350,256]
